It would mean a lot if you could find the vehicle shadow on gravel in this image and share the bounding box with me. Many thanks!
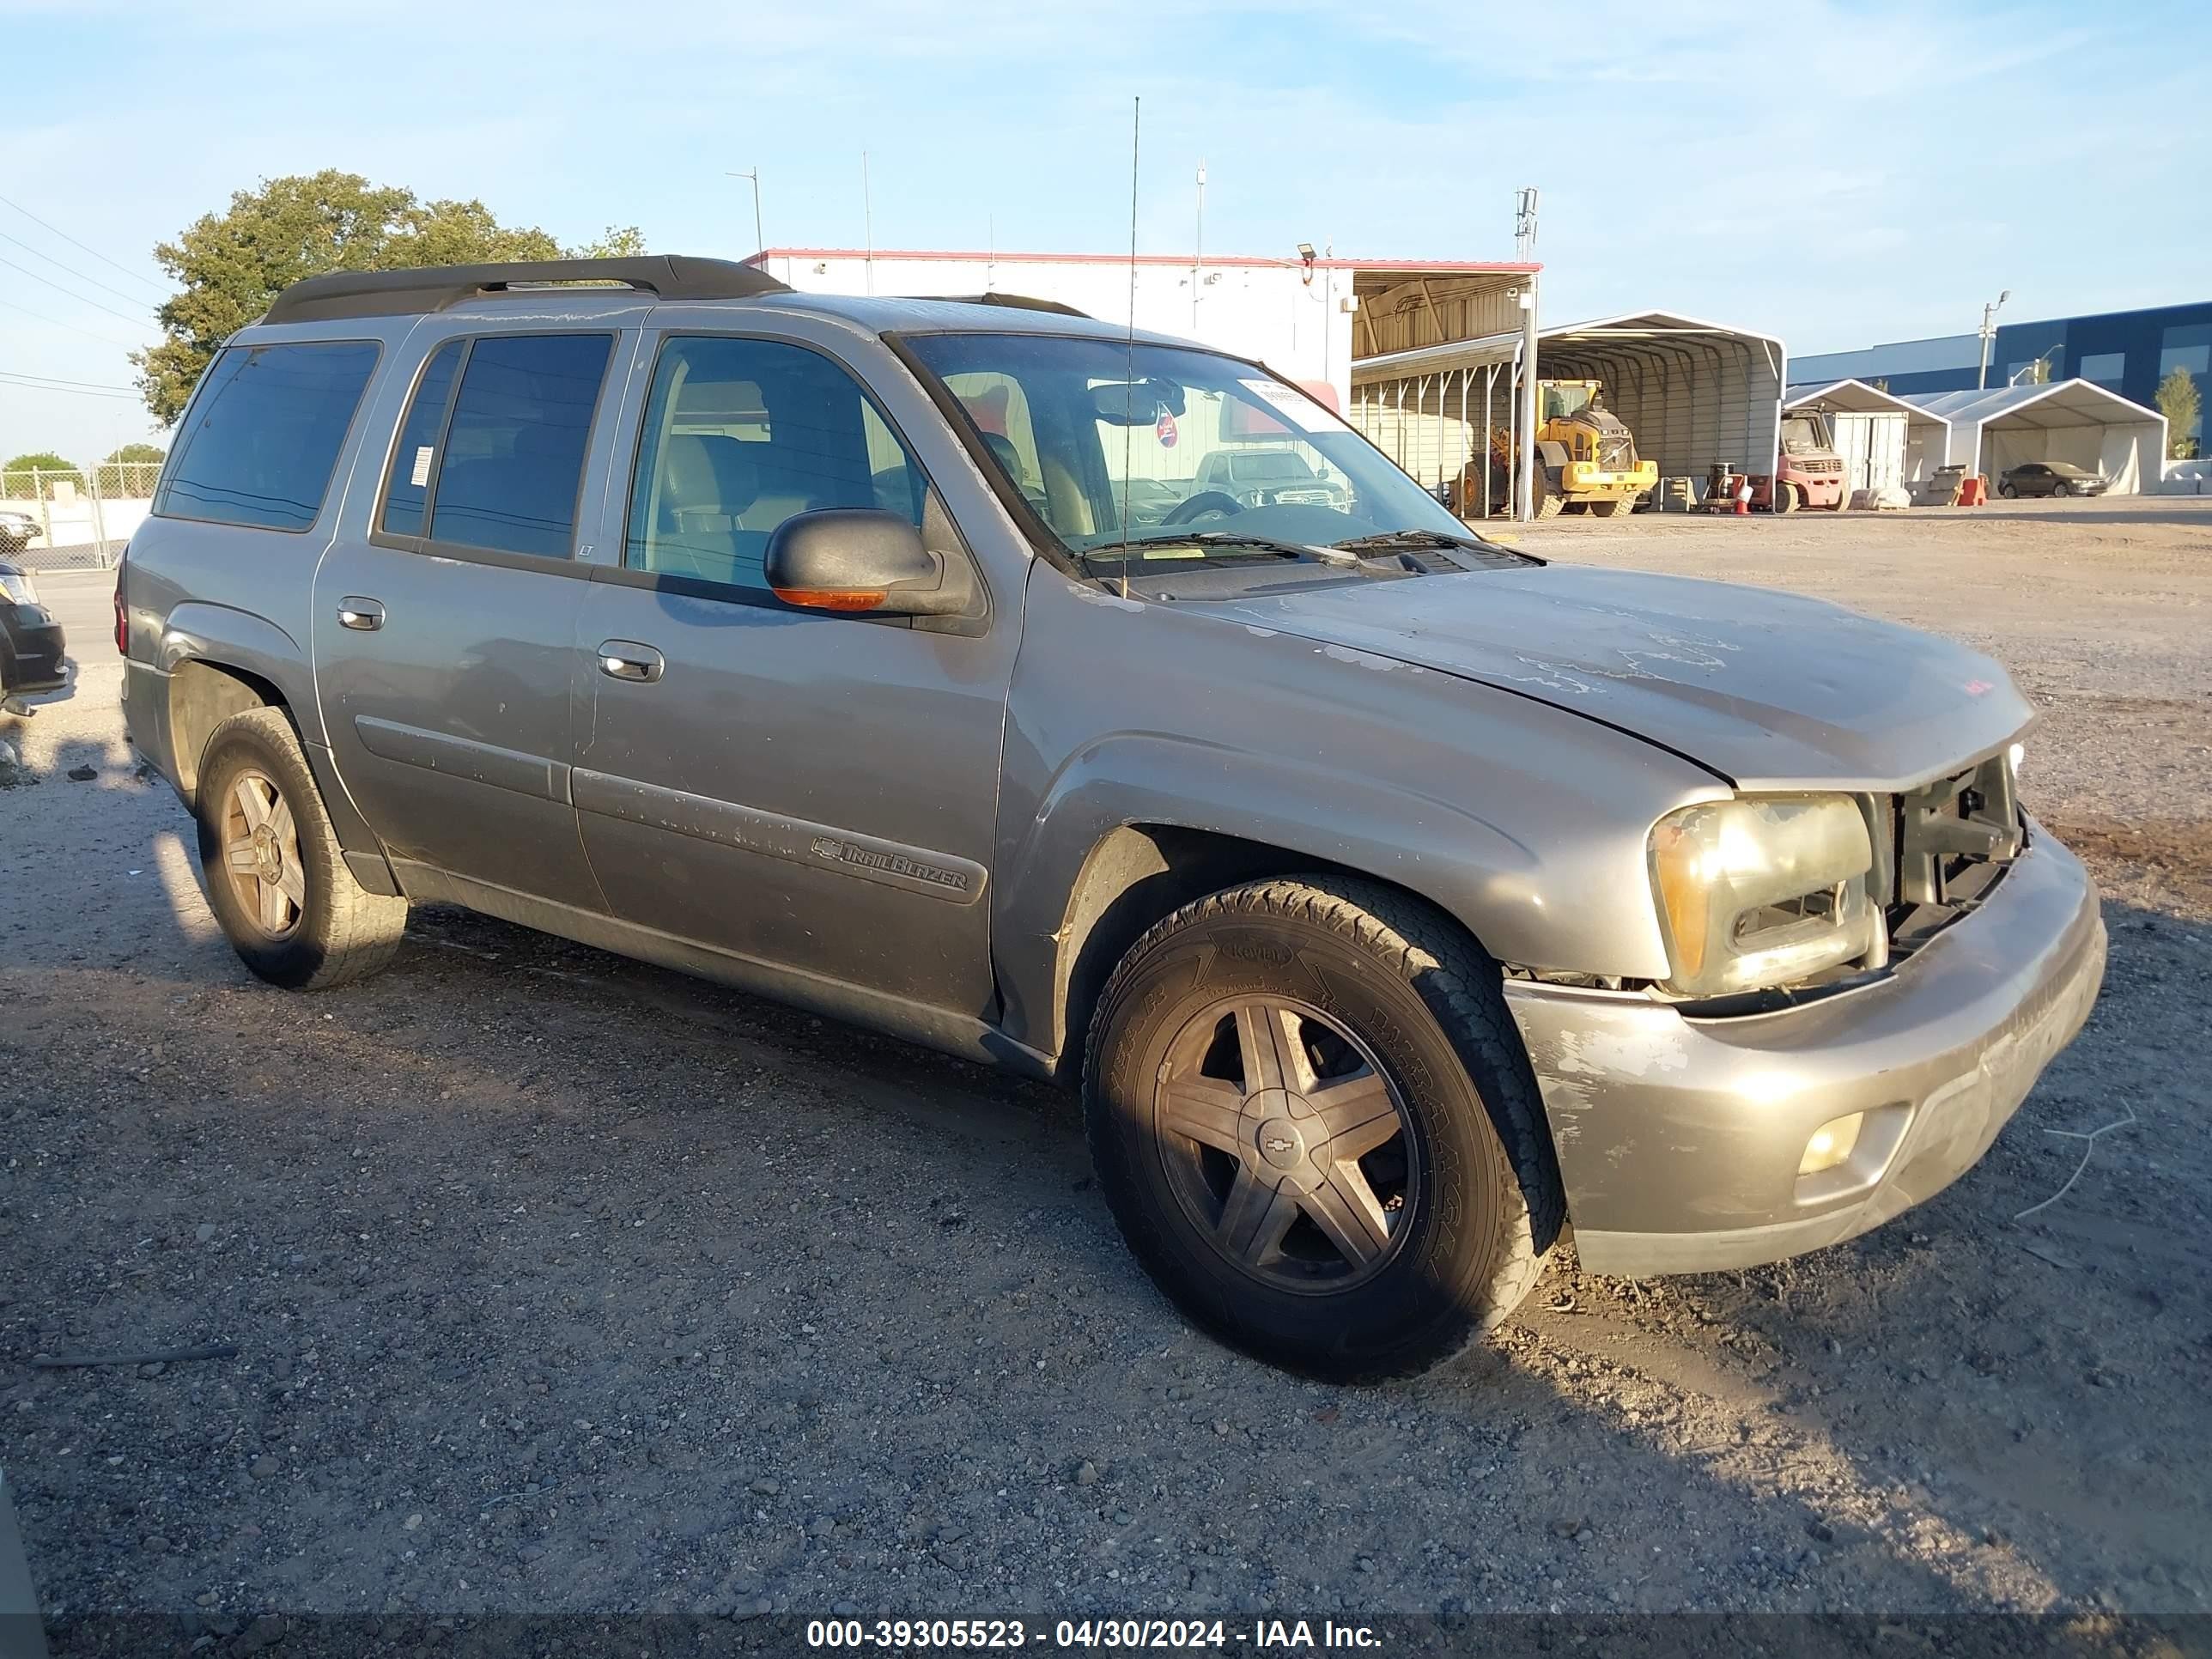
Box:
[4,810,2207,1623]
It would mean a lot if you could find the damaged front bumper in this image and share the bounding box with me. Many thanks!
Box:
[1504,823,2106,1276]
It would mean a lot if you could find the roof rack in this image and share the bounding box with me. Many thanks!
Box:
[263,256,792,325]
[938,292,1092,319]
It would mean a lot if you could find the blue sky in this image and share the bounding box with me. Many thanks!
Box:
[3,0,2205,463]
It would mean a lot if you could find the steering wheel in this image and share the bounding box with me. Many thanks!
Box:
[1162,490,1243,527]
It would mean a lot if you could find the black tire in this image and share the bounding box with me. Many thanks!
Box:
[194,707,408,990]
[2050,479,2070,498]
[1588,497,1627,519]
[1084,876,1564,1382]
[1997,481,2017,499]
[1773,481,1798,514]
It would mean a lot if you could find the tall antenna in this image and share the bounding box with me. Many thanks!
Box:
[1120,94,1141,599]
[1515,186,1540,259]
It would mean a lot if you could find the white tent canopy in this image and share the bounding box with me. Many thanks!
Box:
[1905,380,2166,494]
[1350,310,1785,503]
[1785,378,1951,488]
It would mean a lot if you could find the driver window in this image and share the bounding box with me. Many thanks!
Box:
[626,335,925,592]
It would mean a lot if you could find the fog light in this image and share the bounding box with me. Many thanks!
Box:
[1798,1113,1864,1176]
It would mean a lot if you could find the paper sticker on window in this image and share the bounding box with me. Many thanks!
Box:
[1237,378,1352,435]
[410,447,434,488]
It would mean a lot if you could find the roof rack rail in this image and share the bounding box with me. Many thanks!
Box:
[938,292,1091,319]
[263,256,792,325]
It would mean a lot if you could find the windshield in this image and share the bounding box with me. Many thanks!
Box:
[1540,383,1595,421]
[1781,415,1830,454]
[901,332,1469,560]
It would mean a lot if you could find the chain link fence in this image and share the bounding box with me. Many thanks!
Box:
[0,463,161,570]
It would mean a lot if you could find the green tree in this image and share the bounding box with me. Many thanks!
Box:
[2156,366,2202,460]
[3,450,76,500]
[102,441,166,466]
[132,170,601,425]
[574,225,647,258]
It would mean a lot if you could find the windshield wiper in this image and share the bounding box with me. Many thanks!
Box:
[1328,527,1540,569]
[1090,532,1362,568]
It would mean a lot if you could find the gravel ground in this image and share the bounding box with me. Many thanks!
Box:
[3,497,2209,1645]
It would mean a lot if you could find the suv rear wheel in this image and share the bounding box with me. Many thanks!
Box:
[1084,876,1563,1382]
[194,708,408,989]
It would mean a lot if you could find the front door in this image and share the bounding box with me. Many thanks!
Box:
[568,327,1014,1015]
[313,325,633,912]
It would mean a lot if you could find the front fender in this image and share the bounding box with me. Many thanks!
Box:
[995,734,1558,1056]
[990,566,1728,1062]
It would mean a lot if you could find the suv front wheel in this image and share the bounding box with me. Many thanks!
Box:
[1085,876,1563,1382]
[194,707,409,990]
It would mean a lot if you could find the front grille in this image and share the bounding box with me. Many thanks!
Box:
[1270,488,1335,506]
[1597,434,1638,471]
[1878,750,2023,958]
[1798,458,1844,476]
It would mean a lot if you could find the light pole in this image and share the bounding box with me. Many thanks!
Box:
[1977,289,2010,390]
[726,169,764,256]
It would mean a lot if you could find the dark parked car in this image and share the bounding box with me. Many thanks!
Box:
[0,507,40,556]
[118,256,2104,1382]
[0,558,67,705]
[1997,460,2108,499]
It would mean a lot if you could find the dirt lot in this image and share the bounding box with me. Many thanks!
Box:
[3,496,2209,1644]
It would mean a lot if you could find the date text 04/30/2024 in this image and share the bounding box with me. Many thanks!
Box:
[805,1619,1384,1649]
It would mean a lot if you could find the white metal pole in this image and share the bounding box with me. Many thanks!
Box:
[1194,160,1205,331]
[1517,278,1540,520]
[88,464,109,568]
[1482,367,1493,519]
[861,150,874,295]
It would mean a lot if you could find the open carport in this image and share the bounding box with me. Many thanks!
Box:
[1907,380,2168,494]
[1785,378,1952,494]
[1351,310,1784,515]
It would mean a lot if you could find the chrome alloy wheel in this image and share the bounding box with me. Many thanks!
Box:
[218,769,305,939]
[1152,995,1420,1291]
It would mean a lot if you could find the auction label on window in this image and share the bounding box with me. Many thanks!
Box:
[1237,379,1353,435]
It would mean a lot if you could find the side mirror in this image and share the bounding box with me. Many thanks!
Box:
[764,509,973,617]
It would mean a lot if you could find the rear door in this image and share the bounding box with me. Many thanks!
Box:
[313,317,643,913]
[566,317,1017,1016]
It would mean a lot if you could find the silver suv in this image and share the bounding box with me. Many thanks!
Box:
[119,257,2105,1381]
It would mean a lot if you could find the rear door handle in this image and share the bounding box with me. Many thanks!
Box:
[597,641,665,684]
[337,597,385,631]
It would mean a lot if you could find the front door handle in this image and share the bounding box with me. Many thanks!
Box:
[597,641,665,684]
[337,597,385,631]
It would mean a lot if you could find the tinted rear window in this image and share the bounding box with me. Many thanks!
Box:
[157,342,380,532]
[379,339,464,537]
[428,333,612,557]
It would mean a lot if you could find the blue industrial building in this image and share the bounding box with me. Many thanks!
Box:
[1792,300,2209,452]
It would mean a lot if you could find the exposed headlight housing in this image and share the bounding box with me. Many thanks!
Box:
[0,568,38,606]
[1649,794,1879,999]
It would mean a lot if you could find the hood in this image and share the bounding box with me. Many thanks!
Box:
[1197,563,2032,793]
